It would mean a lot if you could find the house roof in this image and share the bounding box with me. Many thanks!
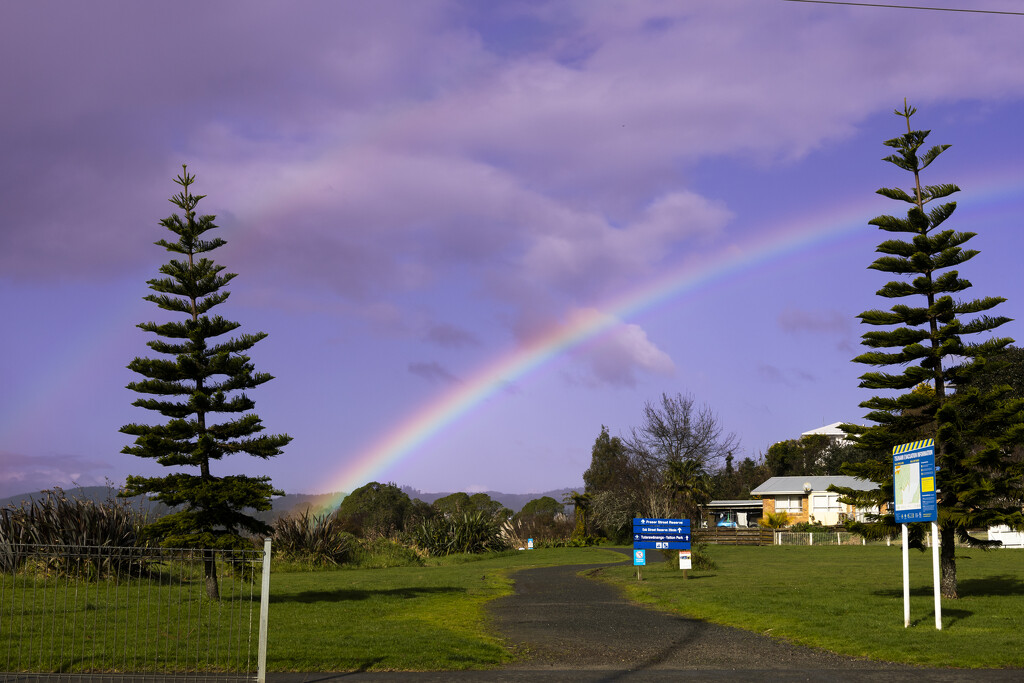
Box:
[750,476,876,496]
[800,422,850,438]
[706,499,763,509]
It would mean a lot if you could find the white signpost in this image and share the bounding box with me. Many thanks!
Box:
[893,439,940,630]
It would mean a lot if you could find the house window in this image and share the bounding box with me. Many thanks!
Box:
[812,494,842,513]
[776,495,802,512]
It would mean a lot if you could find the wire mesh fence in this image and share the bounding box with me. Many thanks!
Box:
[773,530,991,547]
[775,531,871,546]
[0,543,268,683]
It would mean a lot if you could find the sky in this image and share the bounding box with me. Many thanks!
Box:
[2,0,1024,500]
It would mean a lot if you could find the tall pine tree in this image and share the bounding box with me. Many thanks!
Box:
[839,103,1024,598]
[121,167,291,599]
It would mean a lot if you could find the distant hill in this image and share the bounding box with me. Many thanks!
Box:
[400,486,580,513]
[0,484,582,522]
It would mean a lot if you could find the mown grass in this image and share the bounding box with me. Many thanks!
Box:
[7,544,1022,672]
[1,547,624,673]
[600,544,1024,669]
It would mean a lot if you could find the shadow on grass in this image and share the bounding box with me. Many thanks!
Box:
[291,657,385,679]
[957,574,1024,596]
[270,585,463,603]
[909,607,972,628]
[873,573,1024,599]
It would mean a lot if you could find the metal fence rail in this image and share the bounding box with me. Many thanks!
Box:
[0,543,269,683]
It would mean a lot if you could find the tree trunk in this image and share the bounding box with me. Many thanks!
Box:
[204,551,220,600]
[939,524,958,599]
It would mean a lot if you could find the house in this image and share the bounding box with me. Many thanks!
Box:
[800,422,853,447]
[750,476,878,526]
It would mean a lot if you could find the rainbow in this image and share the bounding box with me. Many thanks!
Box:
[324,200,867,499]
[324,173,1023,499]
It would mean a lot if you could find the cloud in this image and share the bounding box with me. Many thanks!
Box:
[758,364,817,388]
[0,452,114,499]
[424,323,481,348]
[573,314,675,387]
[4,1,1024,366]
[408,361,461,386]
[778,308,852,336]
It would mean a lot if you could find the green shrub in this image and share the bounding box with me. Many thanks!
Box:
[659,539,717,571]
[354,537,425,568]
[272,509,355,567]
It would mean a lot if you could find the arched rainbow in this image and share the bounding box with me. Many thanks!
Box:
[321,174,1022,500]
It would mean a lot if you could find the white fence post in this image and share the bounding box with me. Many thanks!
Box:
[258,537,271,683]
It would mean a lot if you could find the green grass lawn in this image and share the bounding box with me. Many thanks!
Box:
[264,546,624,671]
[5,544,1022,672]
[0,547,625,674]
[600,544,1024,669]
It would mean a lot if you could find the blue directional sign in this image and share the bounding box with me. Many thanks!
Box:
[633,518,691,551]
[893,440,937,523]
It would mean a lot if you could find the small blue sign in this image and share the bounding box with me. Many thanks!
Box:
[633,549,646,566]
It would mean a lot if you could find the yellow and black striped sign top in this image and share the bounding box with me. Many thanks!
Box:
[893,439,934,454]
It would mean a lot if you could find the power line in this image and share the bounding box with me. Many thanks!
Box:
[782,0,1024,15]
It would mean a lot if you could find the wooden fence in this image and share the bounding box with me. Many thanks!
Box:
[695,527,774,546]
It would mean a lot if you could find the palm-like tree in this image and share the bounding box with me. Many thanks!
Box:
[665,459,713,520]
[759,511,791,530]
[564,490,591,539]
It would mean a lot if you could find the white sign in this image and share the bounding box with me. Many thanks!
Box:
[527,538,534,550]
[678,550,692,570]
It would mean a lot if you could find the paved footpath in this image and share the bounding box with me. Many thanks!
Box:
[268,550,1021,683]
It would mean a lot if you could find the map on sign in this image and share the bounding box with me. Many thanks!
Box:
[895,460,921,512]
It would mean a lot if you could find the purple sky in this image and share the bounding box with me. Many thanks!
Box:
[2,1,1024,498]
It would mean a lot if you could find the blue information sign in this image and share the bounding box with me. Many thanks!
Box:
[633,549,646,566]
[893,440,937,523]
[633,518,690,551]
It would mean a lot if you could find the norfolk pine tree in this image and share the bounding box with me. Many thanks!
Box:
[838,104,1024,599]
[121,167,291,599]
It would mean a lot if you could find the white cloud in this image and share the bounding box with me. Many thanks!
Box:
[572,313,675,387]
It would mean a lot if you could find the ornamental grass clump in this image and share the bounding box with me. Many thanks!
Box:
[0,488,148,576]
[413,510,508,556]
[272,509,355,567]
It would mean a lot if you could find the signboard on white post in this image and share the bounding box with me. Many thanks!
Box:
[678,550,692,570]
[893,439,941,630]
